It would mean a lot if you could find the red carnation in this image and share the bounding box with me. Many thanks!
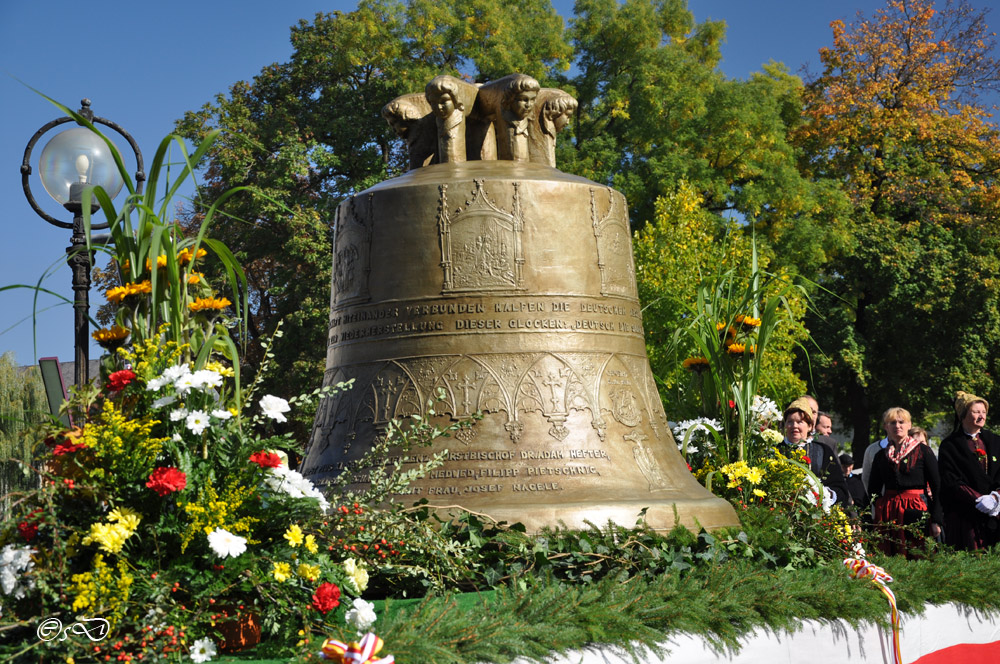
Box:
[107,369,137,392]
[18,521,38,542]
[975,448,987,457]
[146,467,187,496]
[52,441,87,456]
[249,451,282,469]
[311,582,340,613]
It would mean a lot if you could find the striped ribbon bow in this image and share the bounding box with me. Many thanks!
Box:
[843,558,901,664]
[320,632,395,664]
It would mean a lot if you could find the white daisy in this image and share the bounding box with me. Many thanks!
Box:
[191,369,223,390]
[186,410,210,435]
[174,373,198,396]
[169,408,188,422]
[189,636,217,663]
[211,409,232,420]
[207,528,247,559]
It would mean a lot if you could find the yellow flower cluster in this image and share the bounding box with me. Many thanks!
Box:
[719,460,765,488]
[106,280,152,304]
[82,508,142,554]
[180,479,257,551]
[70,553,134,624]
[205,360,235,378]
[80,401,166,480]
[117,325,185,377]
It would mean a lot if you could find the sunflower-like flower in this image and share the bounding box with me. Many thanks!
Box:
[188,296,231,313]
[715,321,737,339]
[177,247,207,266]
[734,314,762,329]
[145,255,169,271]
[682,356,710,372]
[187,272,204,285]
[92,325,130,349]
[106,281,152,304]
[726,342,746,355]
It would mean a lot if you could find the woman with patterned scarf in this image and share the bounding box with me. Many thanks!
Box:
[938,391,1000,550]
[868,406,943,556]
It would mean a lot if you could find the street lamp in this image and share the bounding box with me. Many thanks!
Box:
[20,99,144,386]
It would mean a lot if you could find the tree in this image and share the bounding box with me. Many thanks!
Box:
[0,353,46,519]
[789,0,1000,461]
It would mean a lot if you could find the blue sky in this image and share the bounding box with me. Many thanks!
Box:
[0,0,994,367]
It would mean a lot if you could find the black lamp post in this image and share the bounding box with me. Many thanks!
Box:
[20,99,144,386]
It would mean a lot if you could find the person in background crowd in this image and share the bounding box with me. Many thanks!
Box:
[840,453,869,510]
[802,395,844,462]
[909,426,930,447]
[816,411,834,438]
[783,397,850,506]
[867,407,943,556]
[938,391,1000,550]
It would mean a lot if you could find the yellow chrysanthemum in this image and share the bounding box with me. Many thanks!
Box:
[284,524,304,548]
[304,534,318,554]
[752,489,766,498]
[188,296,231,313]
[272,561,292,583]
[297,563,321,581]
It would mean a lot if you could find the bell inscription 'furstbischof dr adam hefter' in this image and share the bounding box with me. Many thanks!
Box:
[301,73,739,532]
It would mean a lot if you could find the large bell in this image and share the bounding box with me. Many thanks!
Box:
[301,75,738,533]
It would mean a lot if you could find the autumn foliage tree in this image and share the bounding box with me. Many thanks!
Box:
[790,0,1000,459]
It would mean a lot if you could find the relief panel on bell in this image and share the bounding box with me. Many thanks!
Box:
[334,195,374,308]
[439,179,525,293]
[591,188,637,298]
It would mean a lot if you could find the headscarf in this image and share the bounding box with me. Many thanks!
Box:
[783,397,814,426]
[955,391,989,420]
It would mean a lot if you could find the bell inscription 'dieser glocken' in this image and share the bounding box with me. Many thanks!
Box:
[301,73,738,532]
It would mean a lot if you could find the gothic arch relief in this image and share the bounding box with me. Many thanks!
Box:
[590,187,637,298]
[333,194,374,308]
[515,353,594,442]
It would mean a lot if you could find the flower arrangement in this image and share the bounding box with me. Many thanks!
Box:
[0,111,376,662]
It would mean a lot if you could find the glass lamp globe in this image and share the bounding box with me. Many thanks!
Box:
[38,126,125,206]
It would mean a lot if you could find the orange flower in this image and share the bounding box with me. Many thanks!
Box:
[187,272,203,285]
[734,314,762,328]
[145,255,169,271]
[726,342,746,355]
[105,281,151,304]
[188,296,231,313]
[682,356,710,372]
[92,325,130,349]
[177,247,207,266]
[715,321,737,339]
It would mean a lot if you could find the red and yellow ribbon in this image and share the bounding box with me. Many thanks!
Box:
[320,632,395,664]
[843,558,901,664]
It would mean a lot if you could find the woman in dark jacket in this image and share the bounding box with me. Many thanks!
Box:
[937,391,1000,550]
[868,407,943,556]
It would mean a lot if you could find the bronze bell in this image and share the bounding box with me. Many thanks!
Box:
[302,74,738,533]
